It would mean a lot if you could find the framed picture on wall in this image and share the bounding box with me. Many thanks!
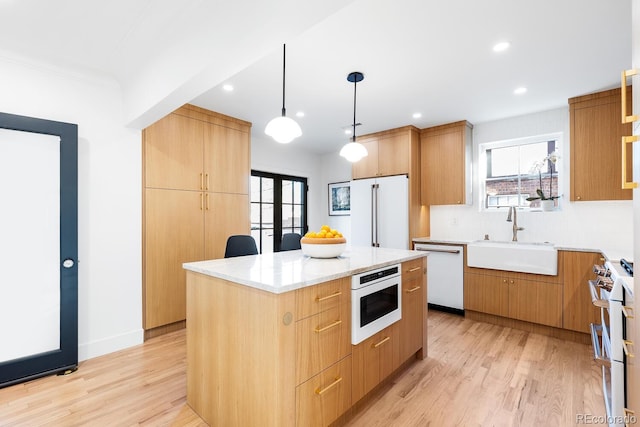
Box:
[328,181,350,216]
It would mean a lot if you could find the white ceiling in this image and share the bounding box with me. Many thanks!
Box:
[0,0,632,154]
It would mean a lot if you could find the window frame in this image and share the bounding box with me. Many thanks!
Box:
[251,170,308,253]
[479,132,562,211]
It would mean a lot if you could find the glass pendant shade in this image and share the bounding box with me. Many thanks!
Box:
[265,44,301,144]
[265,115,302,144]
[340,71,367,162]
[340,141,368,162]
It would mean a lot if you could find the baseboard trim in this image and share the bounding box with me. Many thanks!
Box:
[465,310,591,344]
[78,328,144,362]
[144,320,186,341]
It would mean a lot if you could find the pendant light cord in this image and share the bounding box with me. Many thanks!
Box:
[352,76,357,142]
[281,44,286,117]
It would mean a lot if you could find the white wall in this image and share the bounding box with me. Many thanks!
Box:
[430,107,633,260]
[0,54,143,361]
[251,136,324,231]
[318,152,353,240]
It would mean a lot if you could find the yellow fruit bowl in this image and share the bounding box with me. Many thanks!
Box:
[300,237,347,258]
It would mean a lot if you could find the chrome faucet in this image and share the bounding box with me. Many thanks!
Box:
[506,206,524,241]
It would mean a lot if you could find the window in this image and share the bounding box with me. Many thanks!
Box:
[481,134,561,210]
[250,171,308,253]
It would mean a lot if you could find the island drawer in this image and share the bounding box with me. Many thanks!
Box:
[296,277,350,320]
[402,258,424,282]
[295,303,351,384]
[296,355,352,427]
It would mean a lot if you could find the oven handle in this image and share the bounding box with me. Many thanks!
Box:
[589,323,611,367]
[588,280,609,308]
[415,247,460,254]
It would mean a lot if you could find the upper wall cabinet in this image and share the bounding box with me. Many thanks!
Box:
[144,104,251,195]
[420,120,473,206]
[569,87,632,201]
[351,126,416,180]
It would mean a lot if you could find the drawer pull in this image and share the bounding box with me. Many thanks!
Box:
[406,286,421,293]
[408,266,421,272]
[372,336,391,348]
[623,340,635,358]
[622,136,639,189]
[621,69,638,123]
[315,376,343,395]
[316,291,342,302]
[314,320,342,333]
[622,305,635,319]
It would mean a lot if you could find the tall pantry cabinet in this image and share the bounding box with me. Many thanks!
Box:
[143,104,251,337]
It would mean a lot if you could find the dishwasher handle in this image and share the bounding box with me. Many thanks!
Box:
[415,247,460,254]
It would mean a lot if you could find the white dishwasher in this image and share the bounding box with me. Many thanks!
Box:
[414,243,464,313]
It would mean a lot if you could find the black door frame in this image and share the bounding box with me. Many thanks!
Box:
[0,112,78,388]
[251,170,308,252]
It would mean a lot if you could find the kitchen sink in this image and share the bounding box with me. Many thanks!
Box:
[466,240,558,275]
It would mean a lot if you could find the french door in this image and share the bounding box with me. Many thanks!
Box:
[250,171,307,253]
[0,112,78,387]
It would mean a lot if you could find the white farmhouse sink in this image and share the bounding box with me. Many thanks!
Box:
[466,240,558,275]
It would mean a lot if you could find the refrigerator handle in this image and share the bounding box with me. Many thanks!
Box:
[370,184,375,246]
[375,183,380,247]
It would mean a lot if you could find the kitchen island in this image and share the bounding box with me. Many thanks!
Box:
[183,246,428,427]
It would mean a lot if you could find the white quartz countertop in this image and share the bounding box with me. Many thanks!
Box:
[183,246,428,294]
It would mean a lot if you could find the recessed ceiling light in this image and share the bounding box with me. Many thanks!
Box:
[222,84,234,92]
[514,87,527,95]
[493,41,510,52]
[412,112,422,119]
[296,111,305,118]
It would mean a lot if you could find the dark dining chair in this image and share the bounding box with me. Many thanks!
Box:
[280,233,302,251]
[224,235,259,258]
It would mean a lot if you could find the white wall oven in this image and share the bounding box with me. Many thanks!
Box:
[589,261,635,426]
[351,264,402,345]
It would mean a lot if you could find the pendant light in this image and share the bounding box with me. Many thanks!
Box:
[265,44,302,144]
[340,71,368,162]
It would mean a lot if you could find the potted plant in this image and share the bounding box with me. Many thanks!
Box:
[526,151,560,211]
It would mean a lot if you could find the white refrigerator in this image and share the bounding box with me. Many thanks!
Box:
[350,175,409,249]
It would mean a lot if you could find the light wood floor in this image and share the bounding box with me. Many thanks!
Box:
[0,311,604,426]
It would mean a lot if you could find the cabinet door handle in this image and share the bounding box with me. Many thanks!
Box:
[406,286,421,293]
[622,136,638,189]
[509,280,515,284]
[205,173,209,191]
[200,193,203,210]
[315,376,343,395]
[314,320,342,333]
[316,291,341,302]
[621,69,638,123]
[200,173,204,190]
[408,267,421,272]
[372,336,391,348]
[622,305,635,319]
[623,340,635,358]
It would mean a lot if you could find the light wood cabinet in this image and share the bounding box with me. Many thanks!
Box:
[508,278,562,328]
[351,127,414,180]
[464,272,509,317]
[351,323,400,403]
[398,258,427,362]
[296,356,352,427]
[569,87,633,201]
[420,120,473,205]
[464,269,562,327]
[351,126,429,243]
[143,104,251,333]
[562,251,602,333]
